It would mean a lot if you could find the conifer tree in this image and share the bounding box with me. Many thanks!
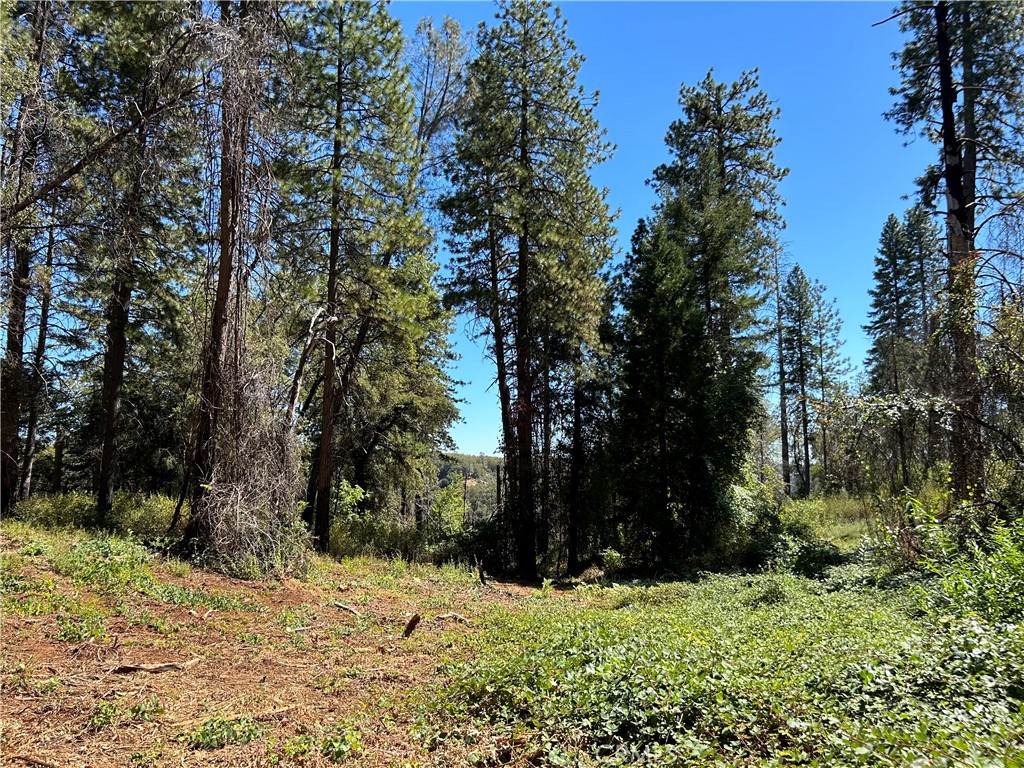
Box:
[889,0,1024,500]
[781,266,847,495]
[617,70,786,564]
[287,1,450,552]
[781,266,816,497]
[442,0,614,578]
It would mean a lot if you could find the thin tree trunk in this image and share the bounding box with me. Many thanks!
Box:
[313,14,346,554]
[798,340,812,498]
[287,308,323,428]
[53,424,64,493]
[539,358,552,559]
[487,215,516,520]
[567,383,583,574]
[97,129,149,521]
[19,203,56,500]
[1,1,49,516]
[774,255,791,496]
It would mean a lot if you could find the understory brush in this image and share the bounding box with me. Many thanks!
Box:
[433,573,1024,766]
[924,515,1024,622]
[14,491,180,540]
[2,522,256,617]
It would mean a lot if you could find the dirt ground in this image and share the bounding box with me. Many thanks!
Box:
[0,528,541,768]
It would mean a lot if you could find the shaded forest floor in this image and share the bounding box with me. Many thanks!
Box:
[2,514,1023,767]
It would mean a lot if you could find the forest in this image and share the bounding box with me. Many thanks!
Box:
[2,1,1024,765]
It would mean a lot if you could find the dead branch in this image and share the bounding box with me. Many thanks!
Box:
[108,659,201,675]
[330,601,361,617]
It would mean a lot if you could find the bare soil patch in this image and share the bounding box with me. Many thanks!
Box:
[0,528,538,767]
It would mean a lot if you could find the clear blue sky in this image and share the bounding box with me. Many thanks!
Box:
[392,1,936,456]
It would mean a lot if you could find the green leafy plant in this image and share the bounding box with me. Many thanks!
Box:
[320,723,363,762]
[185,716,266,750]
[927,516,1024,622]
[89,700,121,730]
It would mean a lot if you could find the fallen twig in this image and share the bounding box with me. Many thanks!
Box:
[433,613,470,624]
[330,601,361,617]
[108,658,201,675]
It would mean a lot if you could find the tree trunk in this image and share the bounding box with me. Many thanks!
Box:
[774,255,791,496]
[19,204,56,500]
[514,85,537,580]
[97,129,148,521]
[313,13,346,554]
[185,0,250,546]
[539,359,552,559]
[798,340,811,498]
[0,1,49,516]
[53,425,64,493]
[487,215,516,520]
[567,384,583,574]
[935,1,984,500]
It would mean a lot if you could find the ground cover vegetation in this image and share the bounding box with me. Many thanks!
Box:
[2,0,1024,763]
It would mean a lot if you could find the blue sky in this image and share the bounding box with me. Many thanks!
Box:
[391,1,937,456]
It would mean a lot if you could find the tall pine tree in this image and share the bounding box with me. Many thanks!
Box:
[442,0,614,579]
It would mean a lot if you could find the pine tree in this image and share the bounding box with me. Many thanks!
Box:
[56,2,203,521]
[286,1,451,552]
[1,0,56,515]
[780,266,847,496]
[862,205,946,491]
[888,0,1024,500]
[442,0,614,579]
[781,266,816,497]
[809,280,848,490]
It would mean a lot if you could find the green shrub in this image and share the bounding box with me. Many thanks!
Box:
[15,492,95,528]
[14,491,180,539]
[792,539,845,578]
[110,493,179,537]
[927,516,1024,622]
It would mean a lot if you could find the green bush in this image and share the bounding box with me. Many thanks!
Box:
[927,516,1024,622]
[14,492,179,539]
[791,539,845,578]
[15,492,95,528]
[110,493,179,537]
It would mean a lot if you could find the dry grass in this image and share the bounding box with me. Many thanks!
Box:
[0,521,538,768]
